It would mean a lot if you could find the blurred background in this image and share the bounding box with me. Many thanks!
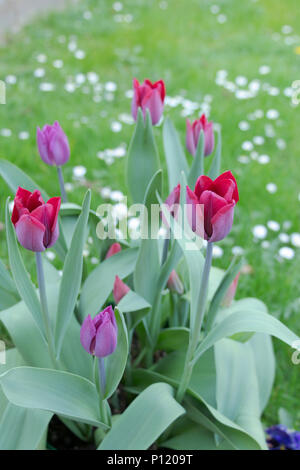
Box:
[0,0,299,428]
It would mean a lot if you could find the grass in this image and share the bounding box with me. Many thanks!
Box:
[0,0,300,428]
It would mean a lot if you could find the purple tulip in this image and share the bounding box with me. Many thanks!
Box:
[80,306,118,358]
[37,121,70,166]
[186,114,214,157]
[11,187,61,252]
[132,78,166,125]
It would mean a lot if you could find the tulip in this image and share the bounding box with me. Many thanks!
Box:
[37,121,70,166]
[132,78,165,125]
[80,306,118,358]
[186,114,214,157]
[186,171,239,243]
[113,276,130,304]
[222,272,240,307]
[11,187,61,252]
[105,242,122,259]
[167,270,184,295]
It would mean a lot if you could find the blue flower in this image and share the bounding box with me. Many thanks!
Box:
[266,425,300,450]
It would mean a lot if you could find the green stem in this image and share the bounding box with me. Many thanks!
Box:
[35,252,57,368]
[97,357,111,426]
[57,166,68,203]
[176,242,213,402]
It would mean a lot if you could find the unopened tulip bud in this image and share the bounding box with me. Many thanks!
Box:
[80,306,118,358]
[113,275,130,304]
[37,121,70,166]
[186,114,214,157]
[105,242,122,259]
[167,270,184,295]
[132,78,165,125]
[222,273,240,307]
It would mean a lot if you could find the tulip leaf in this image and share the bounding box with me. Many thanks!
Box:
[0,159,68,260]
[157,327,190,352]
[5,199,46,339]
[208,128,221,180]
[79,247,138,320]
[55,190,91,357]
[134,170,162,303]
[102,308,128,399]
[118,291,151,329]
[98,383,185,450]
[0,367,107,428]
[206,255,244,331]
[163,117,189,191]
[188,130,205,187]
[193,309,299,364]
[126,108,160,205]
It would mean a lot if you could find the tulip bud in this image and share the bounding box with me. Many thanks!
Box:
[113,275,130,304]
[222,273,240,307]
[132,78,165,125]
[186,114,214,157]
[37,121,70,166]
[105,242,122,259]
[167,270,184,295]
[11,187,61,252]
[80,306,118,358]
[186,171,239,243]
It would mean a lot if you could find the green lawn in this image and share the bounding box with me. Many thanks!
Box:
[0,0,300,428]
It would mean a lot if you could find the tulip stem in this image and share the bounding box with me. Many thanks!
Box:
[57,166,68,203]
[35,252,57,368]
[176,242,213,403]
[97,358,111,426]
[98,357,106,396]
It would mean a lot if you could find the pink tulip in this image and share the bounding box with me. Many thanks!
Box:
[80,306,118,358]
[222,273,240,307]
[186,171,239,243]
[113,276,130,304]
[11,187,61,252]
[37,121,70,166]
[167,270,184,295]
[186,114,214,157]
[105,243,122,259]
[132,78,166,125]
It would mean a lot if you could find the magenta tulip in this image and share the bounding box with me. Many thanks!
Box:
[186,171,239,243]
[105,243,122,259]
[132,78,166,125]
[186,114,214,157]
[37,121,70,166]
[167,270,184,295]
[113,276,130,304]
[80,306,118,358]
[11,187,61,252]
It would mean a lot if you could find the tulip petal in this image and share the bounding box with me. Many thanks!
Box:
[199,190,228,238]
[194,175,213,198]
[113,276,130,304]
[209,202,235,242]
[15,214,46,252]
[186,119,196,156]
[80,315,96,354]
[94,315,118,358]
[48,126,70,166]
[186,186,205,238]
[37,127,53,165]
[143,88,164,125]
[213,171,239,202]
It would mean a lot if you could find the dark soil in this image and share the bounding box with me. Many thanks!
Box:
[47,416,96,450]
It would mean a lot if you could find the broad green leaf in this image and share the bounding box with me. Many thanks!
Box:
[215,339,267,449]
[193,309,299,364]
[98,383,185,450]
[0,349,52,450]
[0,367,107,428]
[206,256,244,330]
[248,333,275,413]
[5,199,45,339]
[55,190,91,356]
[157,327,189,352]
[134,171,162,303]
[0,258,19,298]
[118,290,151,329]
[163,117,189,191]
[126,109,160,204]
[188,130,204,187]
[79,248,138,319]
[208,128,221,179]
[0,159,67,260]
